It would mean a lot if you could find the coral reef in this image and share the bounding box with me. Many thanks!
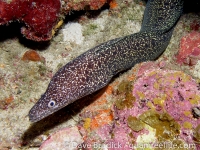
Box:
[0,0,115,41]
[1,0,200,149]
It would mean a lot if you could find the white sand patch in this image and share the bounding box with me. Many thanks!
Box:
[62,22,84,45]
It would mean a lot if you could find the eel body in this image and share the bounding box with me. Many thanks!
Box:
[29,0,183,122]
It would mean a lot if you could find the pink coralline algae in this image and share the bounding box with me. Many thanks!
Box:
[132,68,200,137]
[0,0,114,41]
[77,62,200,149]
[176,31,200,66]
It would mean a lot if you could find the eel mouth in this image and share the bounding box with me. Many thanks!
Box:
[28,105,54,123]
[28,109,55,123]
[28,109,47,123]
[28,114,44,123]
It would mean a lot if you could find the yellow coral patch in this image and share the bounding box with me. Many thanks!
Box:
[52,20,64,36]
[183,111,191,117]
[137,91,145,99]
[83,118,91,130]
[167,89,174,99]
[153,95,166,107]
[147,101,155,110]
[153,82,159,90]
[183,122,192,129]
[148,71,157,76]
[189,95,200,105]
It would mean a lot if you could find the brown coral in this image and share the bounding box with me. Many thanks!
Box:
[22,50,44,62]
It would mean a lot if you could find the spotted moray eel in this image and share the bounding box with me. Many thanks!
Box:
[29,0,183,122]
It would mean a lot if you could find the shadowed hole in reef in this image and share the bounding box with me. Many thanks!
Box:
[0,22,22,41]
[63,3,109,23]
[183,0,200,13]
[0,22,50,50]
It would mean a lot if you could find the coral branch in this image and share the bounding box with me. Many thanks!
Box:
[0,0,114,41]
[0,0,61,41]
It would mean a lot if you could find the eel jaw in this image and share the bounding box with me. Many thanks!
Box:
[28,100,63,123]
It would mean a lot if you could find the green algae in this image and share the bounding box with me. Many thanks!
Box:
[38,64,48,76]
[72,0,90,4]
[57,63,64,70]
[139,110,180,141]
[127,115,144,132]
[89,24,98,30]
[117,80,131,92]
[115,81,135,109]
[83,23,98,36]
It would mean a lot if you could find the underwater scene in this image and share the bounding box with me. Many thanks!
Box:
[0,0,200,149]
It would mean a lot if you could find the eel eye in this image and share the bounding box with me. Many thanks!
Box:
[48,100,56,108]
